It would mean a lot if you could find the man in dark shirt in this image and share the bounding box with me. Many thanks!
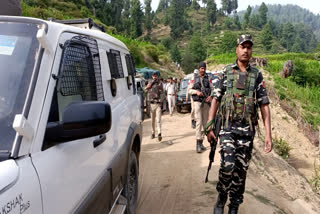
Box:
[206,34,272,214]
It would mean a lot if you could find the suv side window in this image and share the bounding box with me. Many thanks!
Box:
[125,54,136,94]
[44,36,103,148]
[107,49,124,79]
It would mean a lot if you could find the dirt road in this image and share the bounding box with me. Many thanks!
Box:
[136,111,320,214]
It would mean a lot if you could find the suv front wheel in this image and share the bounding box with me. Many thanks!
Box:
[123,151,139,214]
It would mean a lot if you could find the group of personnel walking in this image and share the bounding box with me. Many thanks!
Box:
[145,34,273,214]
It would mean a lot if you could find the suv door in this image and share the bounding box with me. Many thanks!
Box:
[31,33,115,214]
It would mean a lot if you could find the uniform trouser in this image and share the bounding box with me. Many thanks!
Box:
[167,95,175,115]
[190,97,195,120]
[216,130,254,205]
[194,101,210,140]
[150,103,162,134]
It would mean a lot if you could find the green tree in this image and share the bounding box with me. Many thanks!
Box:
[110,0,124,31]
[191,0,200,10]
[170,44,182,63]
[144,0,152,36]
[130,0,144,38]
[157,0,169,12]
[258,2,268,28]
[202,0,207,7]
[169,0,187,39]
[242,5,251,30]
[280,23,295,51]
[122,0,131,36]
[233,15,241,29]
[181,50,196,74]
[249,14,260,29]
[206,0,217,27]
[219,31,237,53]
[260,23,273,51]
[188,34,206,62]
[221,0,232,15]
[231,0,238,13]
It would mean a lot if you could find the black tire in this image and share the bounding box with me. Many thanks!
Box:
[176,105,181,113]
[123,151,139,214]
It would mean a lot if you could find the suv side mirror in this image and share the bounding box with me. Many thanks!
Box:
[45,101,112,143]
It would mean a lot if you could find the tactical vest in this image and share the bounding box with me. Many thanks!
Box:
[219,65,259,130]
[148,80,163,103]
[192,73,212,102]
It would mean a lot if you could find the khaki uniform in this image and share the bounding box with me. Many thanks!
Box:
[146,79,164,135]
[150,103,162,134]
[188,73,214,140]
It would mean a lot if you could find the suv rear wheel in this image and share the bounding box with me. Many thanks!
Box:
[123,151,138,214]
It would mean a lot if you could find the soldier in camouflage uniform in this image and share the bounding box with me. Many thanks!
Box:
[206,35,272,214]
[145,72,165,141]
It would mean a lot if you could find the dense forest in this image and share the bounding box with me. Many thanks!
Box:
[238,4,320,40]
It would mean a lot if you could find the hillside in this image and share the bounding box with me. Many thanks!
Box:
[238,4,320,40]
[20,0,184,78]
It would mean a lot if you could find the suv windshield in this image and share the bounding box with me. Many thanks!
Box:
[0,22,41,153]
[180,79,188,90]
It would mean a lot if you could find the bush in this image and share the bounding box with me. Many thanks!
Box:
[144,45,159,63]
[273,137,290,160]
[127,43,144,67]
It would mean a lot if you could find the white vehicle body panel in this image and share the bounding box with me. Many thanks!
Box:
[0,16,142,214]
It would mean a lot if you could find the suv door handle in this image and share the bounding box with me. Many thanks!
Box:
[93,134,106,148]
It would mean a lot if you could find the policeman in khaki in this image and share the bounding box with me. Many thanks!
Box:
[188,62,214,153]
[145,72,165,141]
[166,77,176,116]
[206,35,272,214]
[186,69,198,129]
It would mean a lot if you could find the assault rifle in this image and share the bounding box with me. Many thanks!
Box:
[205,115,222,183]
[200,88,210,108]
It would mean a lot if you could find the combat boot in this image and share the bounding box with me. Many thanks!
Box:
[199,140,207,151]
[213,193,228,214]
[196,140,202,153]
[228,204,239,214]
[158,133,162,142]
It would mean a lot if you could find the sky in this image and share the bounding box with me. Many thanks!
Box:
[146,0,320,15]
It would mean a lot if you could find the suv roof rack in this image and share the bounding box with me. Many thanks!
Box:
[48,18,105,33]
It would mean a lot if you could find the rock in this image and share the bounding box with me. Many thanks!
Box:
[281,60,294,78]
[250,57,267,67]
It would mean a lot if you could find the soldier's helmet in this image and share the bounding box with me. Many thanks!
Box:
[237,34,253,46]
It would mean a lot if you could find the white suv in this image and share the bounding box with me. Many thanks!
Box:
[0,16,142,214]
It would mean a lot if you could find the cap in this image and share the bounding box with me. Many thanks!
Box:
[199,61,206,68]
[237,34,253,46]
[152,71,158,76]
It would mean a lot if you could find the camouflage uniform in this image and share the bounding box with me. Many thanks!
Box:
[212,62,269,206]
[147,79,165,136]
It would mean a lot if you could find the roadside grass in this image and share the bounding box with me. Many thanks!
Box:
[265,58,320,130]
[308,160,320,194]
[273,136,291,160]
